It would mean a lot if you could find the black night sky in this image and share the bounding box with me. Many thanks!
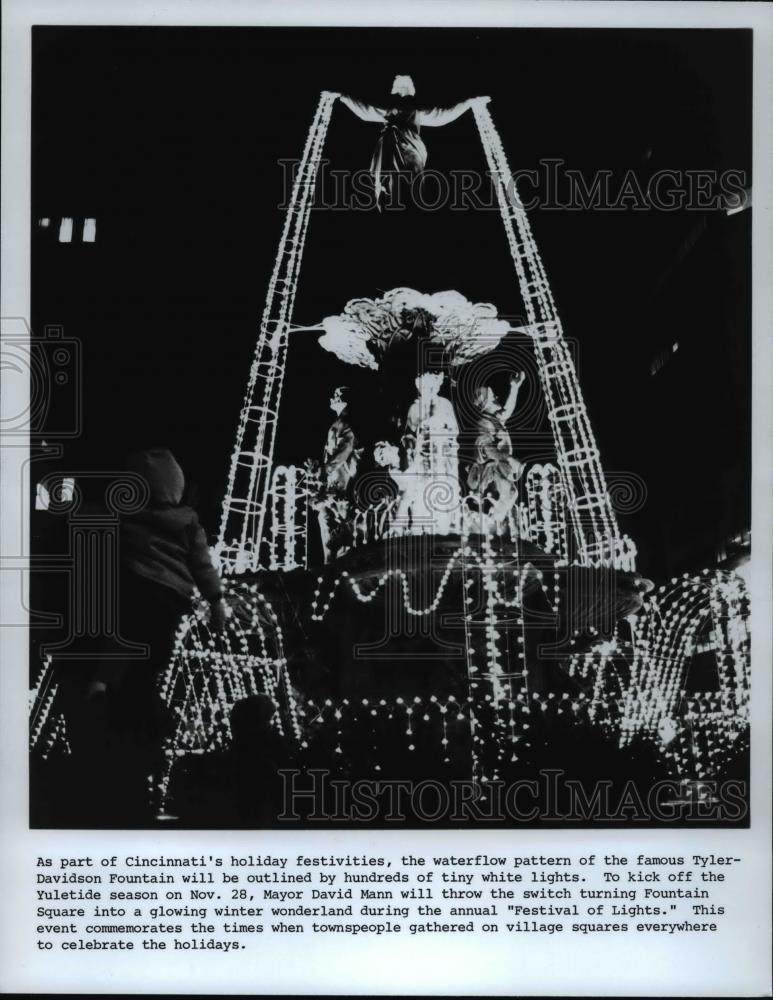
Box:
[31,27,751,580]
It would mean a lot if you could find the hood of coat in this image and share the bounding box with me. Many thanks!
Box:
[126,447,186,506]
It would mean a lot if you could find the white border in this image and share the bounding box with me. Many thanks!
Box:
[2,2,771,995]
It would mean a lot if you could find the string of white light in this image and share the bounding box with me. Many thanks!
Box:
[472,103,626,569]
[217,92,337,573]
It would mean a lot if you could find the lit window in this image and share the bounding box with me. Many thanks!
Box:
[35,477,75,510]
[35,482,50,511]
[82,218,96,242]
[58,218,73,243]
[38,218,50,228]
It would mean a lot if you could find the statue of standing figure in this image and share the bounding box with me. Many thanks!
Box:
[467,372,526,533]
[313,386,362,562]
[375,371,461,534]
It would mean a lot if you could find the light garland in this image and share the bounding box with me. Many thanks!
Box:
[561,569,751,779]
[309,544,545,622]
[268,464,319,571]
[472,103,626,570]
[217,92,337,574]
[156,580,302,806]
[526,463,569,560]
[29,560,750,798]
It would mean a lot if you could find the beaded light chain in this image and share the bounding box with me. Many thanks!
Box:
[296,690,648,791]
[217,92,337,574]
[526,464,569,561]
[29,653,71,761]
[620,570,749,741]
[472,102,629,570]
[562,569,750,780]
[29,654,63,756]
[295,679,748,794]
[155,581,302,807]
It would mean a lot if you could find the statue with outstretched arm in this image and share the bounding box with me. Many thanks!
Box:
[467,372,527,533]
[327,76,489,204]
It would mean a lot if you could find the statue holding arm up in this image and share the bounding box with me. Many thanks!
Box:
[467,372,527,533]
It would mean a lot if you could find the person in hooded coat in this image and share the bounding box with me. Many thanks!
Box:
[82,447,226,820]
[118,446,225,631]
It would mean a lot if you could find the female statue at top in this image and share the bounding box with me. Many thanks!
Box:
[331,76,489,204]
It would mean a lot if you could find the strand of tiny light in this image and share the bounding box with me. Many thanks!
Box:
[158,581,303,806]
[29,655,58,749]
[218,93,336,572]
[310,546,548,621]
[473,104,624,568]
[616,571,750,750]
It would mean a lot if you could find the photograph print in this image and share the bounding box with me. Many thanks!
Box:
[28,26,752,829]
